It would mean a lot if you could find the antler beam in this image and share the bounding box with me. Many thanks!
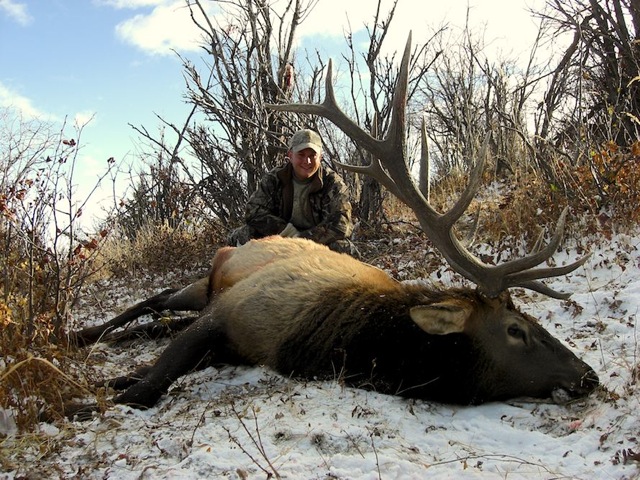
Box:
[266,33,589,299]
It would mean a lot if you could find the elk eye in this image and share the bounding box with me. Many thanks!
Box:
[507,324,527,342]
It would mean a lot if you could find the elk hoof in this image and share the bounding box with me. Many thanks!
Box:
[113,380,164,409]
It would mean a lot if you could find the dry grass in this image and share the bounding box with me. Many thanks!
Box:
[0,220,228,451]
[428,161,640,252]
[0,341,89,471]
[99,220,227,279]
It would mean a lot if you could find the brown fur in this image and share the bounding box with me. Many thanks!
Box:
[210,235,394,296]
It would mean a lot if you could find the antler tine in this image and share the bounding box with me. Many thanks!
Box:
[442,135,489,228]
[334,114,408,203]
[335,157,408,203]
[266,34,588,299]
[446,204,590,298]
[507,253,592,299]
[494,207,571,277]
[485,207,591,296]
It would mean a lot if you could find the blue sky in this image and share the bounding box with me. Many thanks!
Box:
[1,1,190,165]
[0,0,546,216]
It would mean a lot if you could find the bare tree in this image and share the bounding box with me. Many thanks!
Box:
[0,108,56,313]
[517,0,640,204]
[335,1,440,225]
[133,0,547,234]
[119,122,197,239]
[408,4,575,191]
[535,0,640,149]
[0,107,116,340]
[126,0,441,233]
[176,0,319,227]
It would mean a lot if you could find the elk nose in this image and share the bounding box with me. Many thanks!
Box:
[581,369,600,392]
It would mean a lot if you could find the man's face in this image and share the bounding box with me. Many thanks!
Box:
[288,147,321,180]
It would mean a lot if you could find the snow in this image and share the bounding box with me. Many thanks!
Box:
[3,232,640,479]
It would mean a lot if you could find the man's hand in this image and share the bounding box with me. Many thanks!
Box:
[280,223,300,238]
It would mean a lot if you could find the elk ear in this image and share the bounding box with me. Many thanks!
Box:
[410,300,473,335]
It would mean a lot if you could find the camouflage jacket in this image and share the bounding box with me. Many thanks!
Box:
[245,163,353,245]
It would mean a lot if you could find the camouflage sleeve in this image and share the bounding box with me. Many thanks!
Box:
[245,171,288,237]
[298,170,353,245]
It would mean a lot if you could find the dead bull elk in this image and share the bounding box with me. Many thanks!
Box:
[75,35,598,410]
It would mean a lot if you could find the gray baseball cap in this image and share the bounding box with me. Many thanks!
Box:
[289,129,322,153]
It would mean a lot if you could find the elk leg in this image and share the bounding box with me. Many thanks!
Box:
[101,316,198,344]
[96,365,153,390]
[72,277,211,347]
[112,314,229,409]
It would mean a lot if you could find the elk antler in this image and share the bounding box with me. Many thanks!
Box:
[266,33,589,299]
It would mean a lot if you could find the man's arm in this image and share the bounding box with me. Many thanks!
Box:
[245,172,288,237]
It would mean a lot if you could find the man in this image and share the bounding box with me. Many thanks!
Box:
[228,128,354,253]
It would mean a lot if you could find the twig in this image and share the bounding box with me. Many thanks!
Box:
[225,402,281,479]
[368,427,382,480]
[428,452,556,474]
[340,429,366,458]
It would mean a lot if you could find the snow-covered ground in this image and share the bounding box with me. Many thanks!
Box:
[3,231,640,479]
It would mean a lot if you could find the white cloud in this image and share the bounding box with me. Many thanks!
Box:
[114,1,209,55]
[299,0,548,60]
[0,84,97,130]
[94,0,167,9]
[0,0,33,26]
[0,82,51,119]
[109,0,372,57]
[105,0,548,62]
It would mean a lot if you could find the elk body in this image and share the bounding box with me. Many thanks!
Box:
[101,235,598,409]
[75,34,599,411]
